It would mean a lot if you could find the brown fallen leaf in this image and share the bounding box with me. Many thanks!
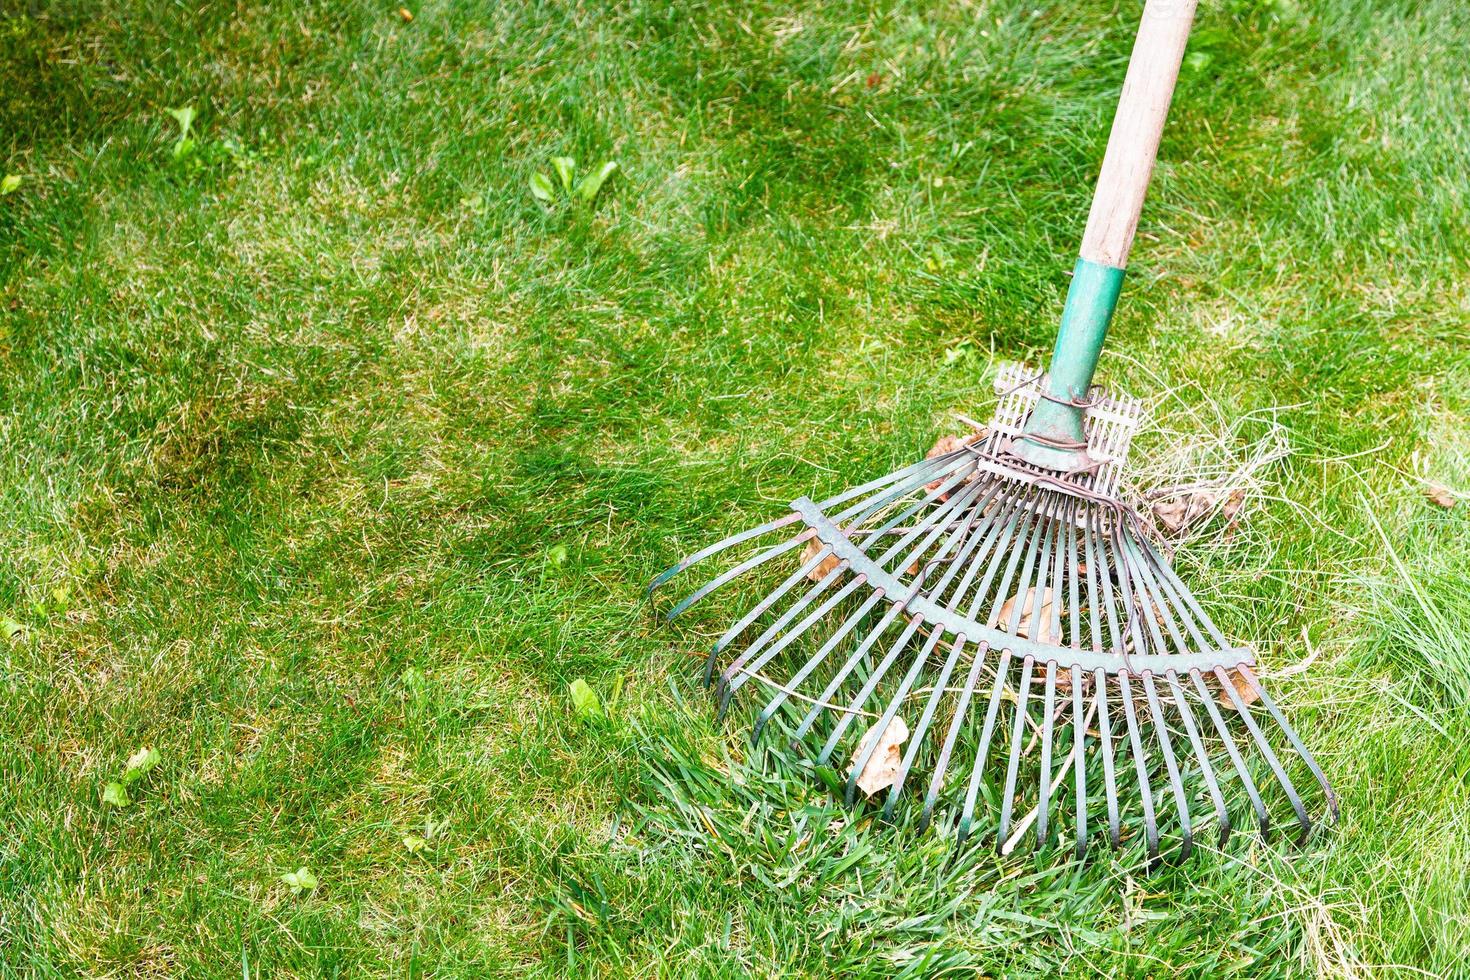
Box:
[1216,668,1261,711]
[800,538,842,583]
[1424,482,1458,509]
[996,587,1057,643]
[1152,487,1246,537]
[847,716,909,797]
[924,428,987,498]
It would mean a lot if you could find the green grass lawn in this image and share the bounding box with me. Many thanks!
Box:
[3,0,1468,975]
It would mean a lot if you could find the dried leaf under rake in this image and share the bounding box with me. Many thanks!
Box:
[847,716,909,797]
[800,538,843,582]
[1217,667,1262,711]
[997,587,1056,642]
[1152,487,1245,536]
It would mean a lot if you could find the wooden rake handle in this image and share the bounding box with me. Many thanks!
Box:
[1079,0,1199,269]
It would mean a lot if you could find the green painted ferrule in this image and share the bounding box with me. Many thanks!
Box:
[1013,258,1125,472]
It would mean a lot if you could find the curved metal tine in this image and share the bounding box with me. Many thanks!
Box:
[705,543,836,684]
[841,462,979,546]
[1029,489,1071,847]
[1037,661,1059,846]
[717,572,871,711]
[1165,670,1231,847]
[956,648,1013,844]
[1215,665,1312,842]
[868,471,992,570]
[958,487,1057,841]
[665,529,813,620]
[713,558,846,700]
[1116,672,1160,865]
[818,447,978,515]
[993,489,1065,855]
[1095,667,1121,846]
[918,641,990,831]
[650,512,803,593]
[1239,665,1338,824]
[1140,673,1193,860]
[888,632,968,822]
[750,589,888,745]
[1134,532,1234,651]
[820,497,989,768]
[843,624,946,806]
[1117,531,1210,657]
[1188,668,1270,841]
[1080,504,1120,847]
[1072,666,1088,858]
[815,616,927,765]
[791,600,911,743]
[997,655,1036,846]
[919,486,1043,829]
[890,477,1009,588]
[1064,495,1083,651]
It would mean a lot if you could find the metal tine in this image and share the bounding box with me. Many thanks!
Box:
[919,490,1045,829]
[1072,666,1088,857]
[817,447,979,516]
[711,558,846,701]
[665,529,814,621]
[843,624,946,806]
[964,487,1058,840]
[704,543,836,684]
[815,616,927,765]
[1058,495,1086,854]
[668,450,972,608]
[957,487,1058,842]
[1140,673,1193,860]
[791,599,912,743]
[1215,665,1313,842]
[1038,662,1058,845]
[649,512,802,593]
[1084,504,1123,846]
[1239,666,1338,823]
[1095,667,1121,846]
[956,646,1013,843]
[1102,515,1165,862]
[885,633,971,822]
[1030,490,1070,846]
[1136,533,1235,652]
[716,572,871,712]
[998,488,1068,845]
[820,495,992,769]
[916,641,988,831]
[998,655,1036,845]
[1117,672,1161,865]
[749,589,888,745]
[1188,668,1271,840]
[870,474,995,574]
[840,460,982,548]
[1165,671,1232,847]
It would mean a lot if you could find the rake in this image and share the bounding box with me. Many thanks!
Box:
[650,0,1335,862]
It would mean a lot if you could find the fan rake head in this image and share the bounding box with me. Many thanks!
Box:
[650,366,1336,863]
